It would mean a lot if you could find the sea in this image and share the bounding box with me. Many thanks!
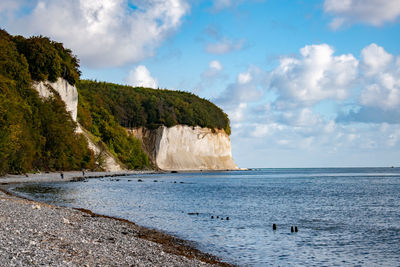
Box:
[9,168,400,266]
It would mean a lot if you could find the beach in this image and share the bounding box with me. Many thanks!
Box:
[0,172,229,266]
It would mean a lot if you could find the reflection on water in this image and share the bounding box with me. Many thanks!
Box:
[9,168,400,266]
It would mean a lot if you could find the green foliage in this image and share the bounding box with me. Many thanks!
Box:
[0,29,94,175]
[78,95,149,169]
[12,34,80,85]
[1,28,231,173]
[77,80,231,135]
[77,80,230,170]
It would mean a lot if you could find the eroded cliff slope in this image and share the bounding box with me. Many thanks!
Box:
[129,125,238,171]
[33,78,125,172]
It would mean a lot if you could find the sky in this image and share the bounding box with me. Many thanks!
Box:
[1,0,400,168]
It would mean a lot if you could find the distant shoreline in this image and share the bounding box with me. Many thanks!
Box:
[0,171,232,266]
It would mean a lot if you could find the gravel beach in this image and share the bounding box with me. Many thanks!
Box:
[0,172,230,267]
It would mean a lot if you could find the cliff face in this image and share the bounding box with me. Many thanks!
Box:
[32,79,237,171]
[33,78,124,172]
[34,78,78,122]
[128,125,238,171]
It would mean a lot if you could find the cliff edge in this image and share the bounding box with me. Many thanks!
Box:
[128,125,238,171]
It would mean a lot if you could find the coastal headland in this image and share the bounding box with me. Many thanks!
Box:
[0,172,232,266]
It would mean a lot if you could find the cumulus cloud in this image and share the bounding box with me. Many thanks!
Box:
[359,44,400,110]
[1,0,189,67]
[361,43,394,76]
[324,0,400,29]
[269,44,359,107]
[125,65,158,88]
[213,43,399,129]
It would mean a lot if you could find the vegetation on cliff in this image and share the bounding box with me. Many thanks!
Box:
[0,29,231,174]
[0,29,94,174]
[77,80,231,134]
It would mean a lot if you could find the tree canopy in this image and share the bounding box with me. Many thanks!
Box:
[77,80,231,134]
[0,29,231,174]
[0,29,94,175]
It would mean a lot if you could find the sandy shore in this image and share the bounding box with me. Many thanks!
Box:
[0,172,231,266]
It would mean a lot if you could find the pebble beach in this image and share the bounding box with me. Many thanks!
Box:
[0,172,229,267]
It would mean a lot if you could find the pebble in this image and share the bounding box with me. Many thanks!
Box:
[0,191,215,266]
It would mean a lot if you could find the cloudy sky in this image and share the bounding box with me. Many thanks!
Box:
[1,0,400,168]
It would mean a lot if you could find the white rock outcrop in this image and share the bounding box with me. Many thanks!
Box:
[128,125,239,171]
[33,78,78,121]
[33,78,124,172]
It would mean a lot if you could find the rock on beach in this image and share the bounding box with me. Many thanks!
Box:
[0,188,222,266]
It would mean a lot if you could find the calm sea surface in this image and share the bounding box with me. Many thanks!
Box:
[10,168,400,266]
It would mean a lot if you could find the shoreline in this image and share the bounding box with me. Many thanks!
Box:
[0,171,232,266]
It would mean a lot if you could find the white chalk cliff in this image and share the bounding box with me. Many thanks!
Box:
[128,125,239,171]
[34,78,78,121]
[33,78,124,171]
[32,78,238,171]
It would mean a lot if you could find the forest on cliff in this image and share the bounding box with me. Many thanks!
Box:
[0,29,231,174]
[0,29,94,174]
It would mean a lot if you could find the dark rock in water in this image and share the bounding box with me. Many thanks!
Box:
[115,179,120,181]
[174,181,177,184]
[171,171,178,173]
[216,216,219,219]
[226,217,229,220]
[273,224,277,230]
[70,177,86,182]
[295,226,298,232]
[127,180,131,182]
[188,212,199,216]
[221,218,224,220]
[138,179,143,182]
[211,216,214,219]
[153,180,158,182]
[180,182,184,184]
[291,226,294,233]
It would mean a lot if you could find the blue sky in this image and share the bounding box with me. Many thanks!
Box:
[1,0,400,168]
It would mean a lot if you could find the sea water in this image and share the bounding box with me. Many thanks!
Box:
[10,168,400,266]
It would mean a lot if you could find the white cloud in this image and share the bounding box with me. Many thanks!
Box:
[361,43,394,76]
[210,60,222,71]
[0,0,24,12]
[125,65,158,89]
[2,0,189,67]
[227,103,247,122]
[360,44,400,110]
[238,71,252,84]
[282,108,323,127]
[205,37,245,54]
[324,0,400,29]
[269,44,359,107]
